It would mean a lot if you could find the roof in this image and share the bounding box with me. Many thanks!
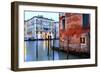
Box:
[25,15,54,22]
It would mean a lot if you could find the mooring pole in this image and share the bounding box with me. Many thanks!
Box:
[36,32,38,61]
[47,36,50,60]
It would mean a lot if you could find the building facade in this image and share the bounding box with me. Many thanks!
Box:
[59,13,90,53]
[24,15,59,40]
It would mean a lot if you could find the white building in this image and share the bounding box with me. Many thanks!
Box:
[24,15,59,40]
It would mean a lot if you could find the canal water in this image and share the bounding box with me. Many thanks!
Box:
[24,40,80,62]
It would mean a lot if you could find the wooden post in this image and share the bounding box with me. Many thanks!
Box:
[36,31,38,61]
[47,35,50,59]
[67,36,69,59]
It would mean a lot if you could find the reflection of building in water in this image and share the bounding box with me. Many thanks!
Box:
[24,15,59,39]
[59,13,90,53]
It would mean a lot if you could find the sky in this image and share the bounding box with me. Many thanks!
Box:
[24,11,59,21]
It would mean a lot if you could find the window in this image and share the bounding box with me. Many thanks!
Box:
[80,37,85,44]
[40,20,42,24]
[62,17,65,30]
[36,19,39,24]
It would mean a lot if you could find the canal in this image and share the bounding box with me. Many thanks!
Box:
[24,39,81,62]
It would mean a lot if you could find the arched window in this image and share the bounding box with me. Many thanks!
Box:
[62,17,65,30]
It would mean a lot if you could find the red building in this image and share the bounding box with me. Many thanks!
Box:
[59,13,90,54]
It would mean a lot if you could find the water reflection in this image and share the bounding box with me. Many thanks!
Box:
[24,39,80,62]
